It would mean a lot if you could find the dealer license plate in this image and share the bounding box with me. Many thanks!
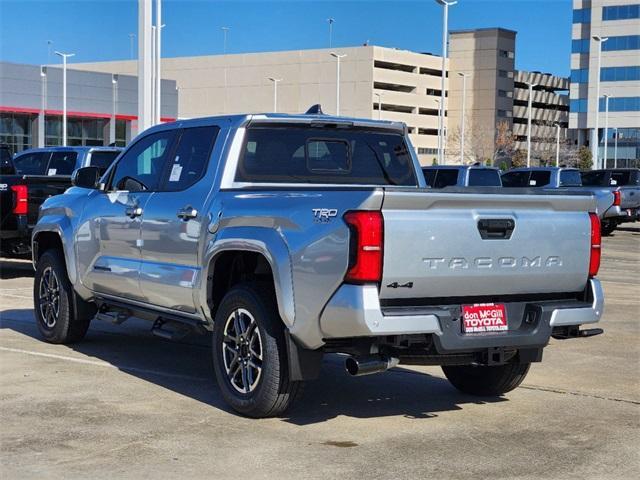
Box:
[462,303,508,333]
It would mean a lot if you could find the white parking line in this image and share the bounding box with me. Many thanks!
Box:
[0,293,32,299]
[0,346,209,382]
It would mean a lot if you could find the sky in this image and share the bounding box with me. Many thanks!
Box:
[0,0,574,77]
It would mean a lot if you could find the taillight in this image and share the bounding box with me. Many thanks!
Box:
[589,213,601,277]
[11,185,28,215]
[613,190,621,206]
[344,211,383,283]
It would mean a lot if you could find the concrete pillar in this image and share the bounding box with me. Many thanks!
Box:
[138,0,153,133]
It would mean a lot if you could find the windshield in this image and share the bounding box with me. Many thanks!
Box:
[236,125,418,186]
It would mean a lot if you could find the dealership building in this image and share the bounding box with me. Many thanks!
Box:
[0,61,177,154]
[570,0,640,167]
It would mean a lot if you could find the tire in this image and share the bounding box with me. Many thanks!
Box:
[33,249,94,344]
[442,362,530,396]
[211,282,301,418]
[601,219,617,236]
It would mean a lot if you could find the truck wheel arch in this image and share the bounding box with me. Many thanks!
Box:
[32,229,77,285]
[203,228,295,329]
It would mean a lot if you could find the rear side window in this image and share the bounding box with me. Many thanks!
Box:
[47,151,78,176]
[12,152,50,175]
[433,169,459,188]
[529,171,551,187]
[501,171,530,187]
[468,169,501,186]
[235,126,417,186]
[89,151,121,174]
[581,171,607,186]
[610,171,631,186]
[162,126,219,191]
[559,170,582,186]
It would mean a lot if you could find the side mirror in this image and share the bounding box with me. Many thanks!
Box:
[72,166,101,189]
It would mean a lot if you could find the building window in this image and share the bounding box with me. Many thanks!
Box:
[570,98,588,113]
[498,89,510,98]
[115,119,127,147]
[571,68,589,83]
[571,38,590,54]
[602,4,640,20]
[0,112,34,154]
[426,88,443,96]
[601,66,640,81]
[599,96,640,112]
[498,69,513,78]
[602,35,640,51]
[373,81,416,93]
[45,116,107,147]
[497,110,512,118]
[499,49,514,59]
[374,60,416,73]
[418,128,438,136]
[417,147,437,155]
[573,8,591,23]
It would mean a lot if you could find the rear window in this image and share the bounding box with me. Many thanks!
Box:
[501,171,530,187]
[529,171,551,187]
[12,152,50,175]
[47,151,78,175]
[235,126,418,186]
[468,169,501,187]
[559,170,582,186]
[89,151,121,174]
[433,169,459,188]
[610,171,631,186]
[581,171,607,186]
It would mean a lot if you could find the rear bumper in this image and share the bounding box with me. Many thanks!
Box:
[318,279,603,352]
[604,205,638,222]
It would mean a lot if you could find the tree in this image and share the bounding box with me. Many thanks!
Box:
[577,146,593,170]
[511,149,527,168]
[493,121,516,164]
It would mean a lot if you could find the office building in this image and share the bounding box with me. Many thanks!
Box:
[570,0,640,167]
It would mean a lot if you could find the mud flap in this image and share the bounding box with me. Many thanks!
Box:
[285,331,323,381]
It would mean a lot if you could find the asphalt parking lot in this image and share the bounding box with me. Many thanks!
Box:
[1,227,639,480]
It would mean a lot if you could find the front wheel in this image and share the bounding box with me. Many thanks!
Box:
[33,249,95,344]
[442,362,530,396]
[211,282,302,418]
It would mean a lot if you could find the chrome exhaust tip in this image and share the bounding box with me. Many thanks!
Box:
[345,355,400,377]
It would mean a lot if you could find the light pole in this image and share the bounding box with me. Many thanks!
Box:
[54,51,75,146]
[374,92,384,120]
[110,75,119,145]
[525,81,538,167]
[268,77,282,112]
[155,0,163,125]
[554,122,561,167]
[330,52,347,116]
[457,72,469,164]
[129,33,136,59]
[603,93,611,168]
[435,0,456,165]
[151,25,156,124]
[47,40,53,64]
[222,26,230,54]
[592,35,608,169]
[327,18,335,48]
[39,66,47,148]
[613,127,618,168]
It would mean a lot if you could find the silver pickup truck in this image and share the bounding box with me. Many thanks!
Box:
[32,112,604,418]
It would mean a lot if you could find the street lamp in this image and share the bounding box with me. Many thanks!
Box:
[155,0,163,125]
[330,52,347,116]
[327,18,335,48]
[268,77,282,112]
[435,0,457,164]
[554,122,561,167]
[374,92,384,120]
[592,35,608,169]
[110,75,119,145]
[613,127,618,168]
[54,51,75,146]
[129,33,136,59]
[40,66,47,148]
[47,40,53,64]
[524,81,538,167]
[222,26,230,54]
[603,93,611,168]
[457,72,469,164]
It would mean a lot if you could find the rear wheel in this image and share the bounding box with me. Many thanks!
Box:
[442,362,530,396]
[212,282,301,418]
[33,249,94,344]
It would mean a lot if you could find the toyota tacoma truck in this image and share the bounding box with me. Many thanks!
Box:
[1,146,122,257]
[32,112,604,418]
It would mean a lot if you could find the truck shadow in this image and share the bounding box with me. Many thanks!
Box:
[0,310,506,425]
[0,259,34,279]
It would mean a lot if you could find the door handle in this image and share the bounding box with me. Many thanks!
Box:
[477,219,515,240]
[177,206,198,220]
[125,206,143,218]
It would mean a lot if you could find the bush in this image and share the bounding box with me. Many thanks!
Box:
[577,146,593,170]
[499,161,508,171]
[511,150,527,168]
[432,158,438,165]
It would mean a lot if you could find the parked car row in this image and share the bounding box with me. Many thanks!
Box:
[0,146,122,257]
[426,164,639,235]
[23,111,608,418]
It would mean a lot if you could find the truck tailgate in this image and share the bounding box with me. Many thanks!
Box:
[380,189,594,300]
